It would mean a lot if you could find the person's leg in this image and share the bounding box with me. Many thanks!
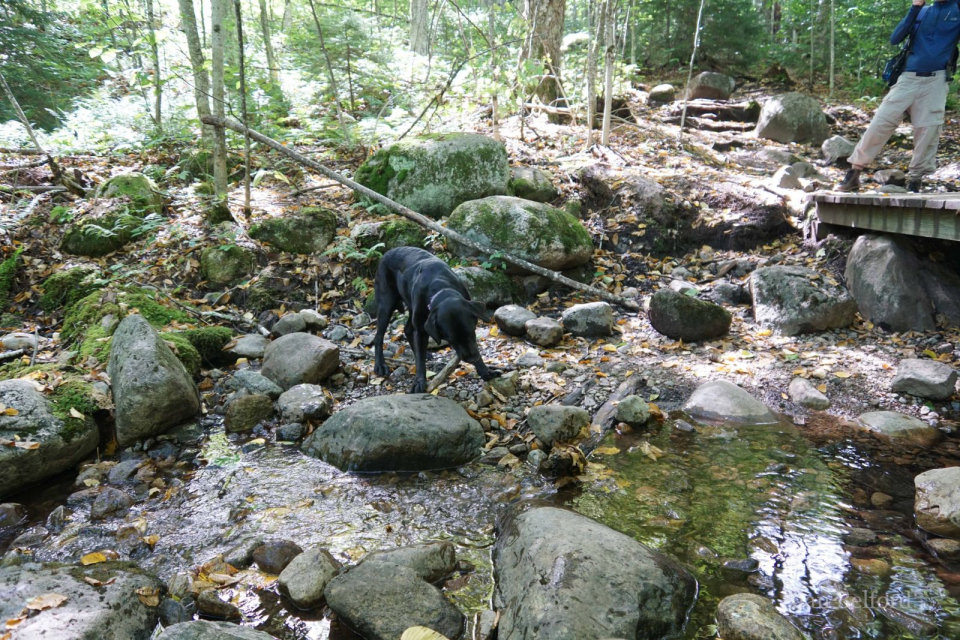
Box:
[907,74,949,184]
[908,125,942,182]
[847,76,918,170]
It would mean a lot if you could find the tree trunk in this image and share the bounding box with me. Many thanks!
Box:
[281,0,293,33]
[177,0,213,146]
[145,0,162,134]
[489,2,499,141]
[829,0,835,95]
[234,0,252,217]
[809,0,815,90]
[258,0,280,87]
[211,0,229,200]
[601,0,614,146]
[307,0,352,146]
[410,0,430,55]
[584,0,600,148]
[520,0,567,117]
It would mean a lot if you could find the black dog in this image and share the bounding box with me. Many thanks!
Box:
[373,247,501,393]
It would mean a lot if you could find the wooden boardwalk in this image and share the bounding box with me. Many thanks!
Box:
[811,192,960,241]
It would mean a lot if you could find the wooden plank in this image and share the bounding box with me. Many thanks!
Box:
[815,201,960,241]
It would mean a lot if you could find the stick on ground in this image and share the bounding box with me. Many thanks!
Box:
[200,115,640,312]
[426,354,461,392]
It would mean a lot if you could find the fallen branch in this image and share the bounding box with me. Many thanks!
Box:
[0,157,47,172]
[0,349,25,361]
[0,147,43,155]
[0,185,66,194]
[201,115,639,311]
[289,182,340,197]
[581,375,644,454]
[426,354,461,392]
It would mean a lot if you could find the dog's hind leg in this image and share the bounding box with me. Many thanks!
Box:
[373,293,400,378]
[409,324,430,393]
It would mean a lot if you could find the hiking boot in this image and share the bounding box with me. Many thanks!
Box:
[836,168,861,192]
[907,178,923,193]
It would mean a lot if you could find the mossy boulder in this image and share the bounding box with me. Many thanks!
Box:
[355,133,510,219]
[94,172,163,216]
[507,166,559,203]
[453,266,518,308]
[62,287,193,367]
[446,196,593,274]
[172,326,235,366]
[200,245,257,285]
[350,218,427,252]
[648,288,731,342]
[39,265,104,313]
[0,248,22,312]
[60,210,139,257]
[250,207,337,254]
[159,333,202,378]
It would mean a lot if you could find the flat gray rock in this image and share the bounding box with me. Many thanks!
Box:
[158,621,280,640]
[858,411,941,448]
[891,359,958,400]
[750,266,857,336]
[561,302,614,337]
[225,334,269,359]
[360,541,457,584]
[493,507,696,640]
[648,288,731,342]
[324,561,464,640]
[716,593,804,640]
[527,405,590,446]
[494,305,536,336]
[301,394,484,472]
[915,467,960,538]
[108,315,201,446]
[524,317,563,347]
[278,384,332,423]
[0,562,161,639]
[0,379,98,497]
[272,314,307,337]
[683,380,778,426]
[260,333,339,391]
[227,370,283,399]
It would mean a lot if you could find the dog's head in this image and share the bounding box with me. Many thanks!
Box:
[425,298,491,363]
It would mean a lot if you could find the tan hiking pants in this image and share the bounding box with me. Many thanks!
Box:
[848,70,950,179]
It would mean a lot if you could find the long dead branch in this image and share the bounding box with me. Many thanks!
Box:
[200,115,640,311]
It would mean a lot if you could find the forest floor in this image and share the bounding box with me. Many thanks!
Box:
[2,82,960,639]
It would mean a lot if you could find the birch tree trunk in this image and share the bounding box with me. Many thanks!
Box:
[211,0,229,199]
[234,0,252,216]
[145,0,163,134]
[600,0,615,145]
[519,0,567,118]
[258,0,280,87]
[829,0,835,96]
[489,2,500,141]
[410,0,430,55]
[177,0,212,146]
[584,0,601,148]
[281,0,293,33]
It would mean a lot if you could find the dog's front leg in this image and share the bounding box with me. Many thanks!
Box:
[410,327,430,393]
[373,310,392,377]
[472,359,502,381]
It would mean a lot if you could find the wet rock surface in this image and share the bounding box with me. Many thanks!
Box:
[683,380,778,425]
[716,593,804,640]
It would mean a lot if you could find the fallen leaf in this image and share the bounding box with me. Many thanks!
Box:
[401,626,451,640]
[25,593,68,611]
[135,586,160,607]
[4,616,26,629]
[4,407,18,416]
[82,576,116,587]
[756,329,773,337]
[80,550,119,565]
[69,407,85,419]
[834,371,852,379]
[141,535,160,547]
[592,446,621,456]
[817,384,828,393]
[13,441,40,450]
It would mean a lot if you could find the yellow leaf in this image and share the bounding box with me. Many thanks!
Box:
[401,627,451,640]
[14,441,40,450]
[25,593,68,611]
[142,535,160,547]
[817,384,828,393]
[602,344,618,352]
[592,446,621,456]
[5,615,26,629]
[80,550,118,565]
[757,329,773,337]
[82,576,115,587]
[4,408,18,416]
[489,325,500,337]
[923,349,938,359]
[135,586,160,607]
[834,371,852,379]
[69,407,85,419]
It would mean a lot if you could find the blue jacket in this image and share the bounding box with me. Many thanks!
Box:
[892,0,960,73]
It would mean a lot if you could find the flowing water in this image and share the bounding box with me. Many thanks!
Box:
[2,412,958,639]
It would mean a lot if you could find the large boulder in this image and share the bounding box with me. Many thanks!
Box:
[493,507,697,640]
[560,302,613,337]
[845,235,935,332]
[858,411,941,448]
[278,546,342,609]
[749,266,857,336]
[200,245,257,286]
[915,467,960,538]
[354,133,509,219]
[683,380,778,426]
[454,266,516,308]
[350,218,427,253]
[891,359,958,400]
[107,314,201,446]
[0,562,161,639]
[158,621,280,639]
[250,207,337,254]
[687,72,736,100]
[648,288,731,342]
[360,542,457,584]
[649,83,676,103]
[716,594,804,640]
[755,93,829,145]
[507,166,558,203]
[301,394,484,472]
[447,196,593,274]
[260,333,340,391]
[324,561,464,640]
[0,379,99,497]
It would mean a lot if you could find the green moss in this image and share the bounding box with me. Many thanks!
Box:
[95,173,162,216]
[249,208,336,254]
[396,168,409,185]
[40,265,104,313]
[355,146,398,196]
[195,181,215,196]
[60,212,138,257]
[0,248,22,311]
[49,379,100,441]
[200,245,257,285]
[160,332,202,378]
[173,326,234,365]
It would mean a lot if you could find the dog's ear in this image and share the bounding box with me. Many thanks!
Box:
[424,310,443,344]
[467,300,493,323]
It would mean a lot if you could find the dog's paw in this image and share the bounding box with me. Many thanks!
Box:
[480,368,503,381]
[409,378,428,394]
[374,362,390,377]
